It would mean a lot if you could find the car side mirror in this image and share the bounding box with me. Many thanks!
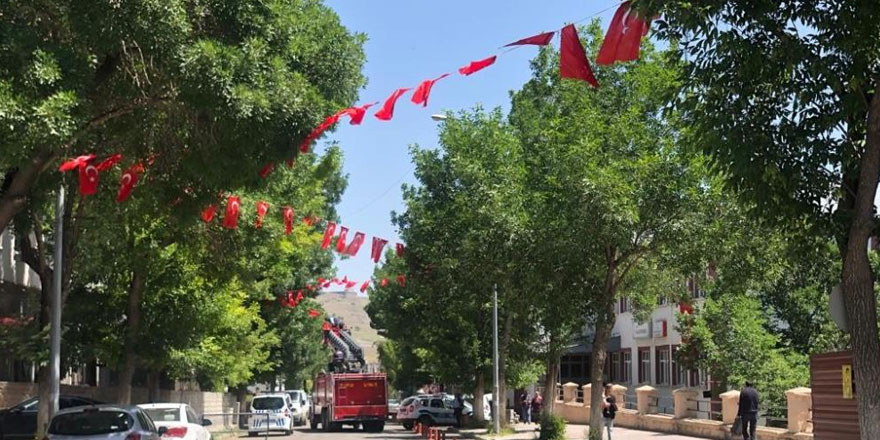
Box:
[201,418,212,426]
[301,400,306,406]
[158,427,168,436]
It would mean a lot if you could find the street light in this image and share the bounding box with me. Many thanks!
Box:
[430,114,447,121]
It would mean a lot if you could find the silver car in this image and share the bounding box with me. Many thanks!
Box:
[48,405,161,440]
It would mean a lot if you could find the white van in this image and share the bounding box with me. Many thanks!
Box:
[248,394,294,436]
[283,389,309,426]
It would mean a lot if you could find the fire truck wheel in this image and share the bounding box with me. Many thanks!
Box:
[321,411,331,432]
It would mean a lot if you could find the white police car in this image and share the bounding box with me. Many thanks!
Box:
[397,394,472,430]
[247,394,294,436]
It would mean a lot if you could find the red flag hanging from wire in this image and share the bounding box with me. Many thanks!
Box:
[300,109,347,154]
[59,154,95,172]
[411,74,451,107]
[374,88,412,121]
[344,102,379,125]
[322,222,337,249]
[259,162,275,179]
[308,309,321,318]
[371,237,389,263]
[360,280,370,293]
[380,278,388,287]
[336,226,349,253]
[255,201,270,228]
[505,31,555,47]
[303,214,315,227]
[458,56,497,76]
[201,205,218,223]
[116,165,141,203]
[344,232,366,256]
[596,1,650,65]
[345,280,357,289]
[95,154,123,171]
[222,196,241,229]
[560,24,599,87]
[396,275,406,287]
[395,243,405,257]
[77,162,100,196]
[283,206,294,235]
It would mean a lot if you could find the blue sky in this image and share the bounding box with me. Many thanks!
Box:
[319,0,622,285]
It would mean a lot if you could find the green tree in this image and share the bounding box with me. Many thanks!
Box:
[509,24,701,438]
[643,1,880,434]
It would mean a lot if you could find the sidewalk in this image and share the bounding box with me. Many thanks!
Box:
[458,422,706,440]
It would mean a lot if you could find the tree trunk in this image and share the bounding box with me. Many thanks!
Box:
[117,269,146,404]
[147,371,160,403]
[840,77,880,440]
[473,372,486,423]
[588,258,617,440]
[542,355,560,416]
[0,150,55,235]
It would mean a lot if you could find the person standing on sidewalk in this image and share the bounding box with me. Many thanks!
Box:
[520,393,532,424]
[453,393,464,428]
[738,382,759,440]
[602,383,618,440]
[530,393,543,420]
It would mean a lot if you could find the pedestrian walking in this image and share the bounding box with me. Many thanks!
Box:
[738,381,760,440]
[602,383,618,440]
[453,392,464,428]
[530,393,543,420]
[520,393,532,424]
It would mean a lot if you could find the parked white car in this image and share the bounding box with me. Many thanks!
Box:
[397,394,473,429]
[283,390,309,426]
[247,394,294,436]
[47,405,160,440]
[138,403,211,440]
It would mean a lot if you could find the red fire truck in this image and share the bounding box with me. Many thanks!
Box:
[310,372,387,432]
[309,316,387,432]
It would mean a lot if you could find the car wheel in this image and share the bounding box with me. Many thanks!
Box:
[418,415,433,427]
[321,410,331,432]
[247,432,257,437]
[402,421,413,430]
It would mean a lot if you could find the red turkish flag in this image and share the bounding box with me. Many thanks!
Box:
[255,201,270,228]
[380,278,388,287]
[222,196,241,229]
[201,205,218,223]
[300,109,347,154]
[77,162,100,196]
[596,2,650,65]
[411,74,451,107]
[505,31,555,47]
[458,56,497,76]
[344,102,379,125]
[317,277,326,285]
[360,280,370,293]
[345,280,357,289]
[59,154,95,172]
[286,291,295,308]
[95,154,123,171]
[282,206,294,235]
[371,237,389,263]
[116,165,140,203]
[395,243,405,257]
[396,275,406,287]
[336,226,349,253]
[321,222,337,249]
[259,162,275,179]
[308,309,321,318]
[560,24,599,87]
[322,322,331,331]
[344,232,366,256]
[303,214,315,227]
[296,290,304,304]
[374,88,412,121]
[322,281,331,289]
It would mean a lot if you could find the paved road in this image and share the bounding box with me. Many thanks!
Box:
[238,423,447,440]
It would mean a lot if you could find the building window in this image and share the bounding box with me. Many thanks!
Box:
[671,345,685,386]
[658,295,668,306]
[638,348,651,384]
[656,346,670,385]
[610,352,620,383]
[619,297,629,314]
[622,350,632,384]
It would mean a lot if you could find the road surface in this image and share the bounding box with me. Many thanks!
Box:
[238,424,452,440]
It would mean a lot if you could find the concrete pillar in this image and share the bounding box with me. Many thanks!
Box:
[582,384,592,407]
[636,385,657,415]
[719,390,740,425]
[673,388,700,419]
[785,387,812,433]
[563,382,579,403]
[610,384,626,409]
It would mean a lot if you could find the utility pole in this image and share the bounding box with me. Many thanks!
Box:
[493,284,500,434]
[48,186,64,419]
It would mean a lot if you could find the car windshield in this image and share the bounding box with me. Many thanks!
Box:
[143,408,180,422]
[49,410,133,436]
[388,399,398,404]
[287,392,302,401]
[252,397,284,410]
[400,397,415,406]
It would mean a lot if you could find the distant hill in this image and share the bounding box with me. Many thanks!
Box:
[314,291,383,364]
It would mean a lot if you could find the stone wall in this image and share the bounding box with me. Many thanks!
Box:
[0,381,240,431]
